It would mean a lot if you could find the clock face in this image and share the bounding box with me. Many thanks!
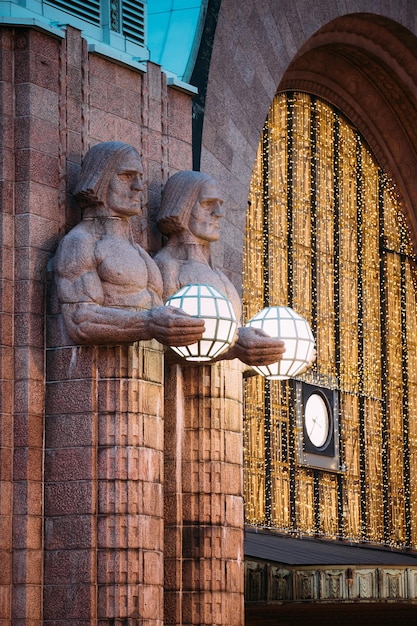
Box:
[304,392,330,449]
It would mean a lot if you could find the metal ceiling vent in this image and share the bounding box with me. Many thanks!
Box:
[122,0,146,46]
[44,0,147,46]
[45,0,101,25]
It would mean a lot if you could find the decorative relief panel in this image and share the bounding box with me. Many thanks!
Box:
[245,560,417,604]
[380,568,406,599]
[408,568,417,599]
[355,569,377,599]
[294,571,317,600]
[270,567,292,601]
[319,569,347,600]
[245,562,268,602]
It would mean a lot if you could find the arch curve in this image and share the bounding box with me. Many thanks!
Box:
[280,13,417,252]
[200,3,417,289]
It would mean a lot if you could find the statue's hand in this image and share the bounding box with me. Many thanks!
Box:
[231,326,286,366]
[147,306,205,347]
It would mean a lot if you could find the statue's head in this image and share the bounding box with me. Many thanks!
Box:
[157,170,216,235]
[73,142,143,212]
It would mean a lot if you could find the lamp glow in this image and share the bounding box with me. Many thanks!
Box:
[165,284,238,361]
[245,306,315,379]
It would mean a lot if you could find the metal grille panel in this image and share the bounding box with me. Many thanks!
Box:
[122,0,146,46]
[44,0,101,24]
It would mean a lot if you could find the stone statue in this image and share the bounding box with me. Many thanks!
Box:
[154,170,286,367]
[54,142,204,347]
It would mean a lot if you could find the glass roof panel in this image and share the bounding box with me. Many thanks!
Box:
[147,0,206,81]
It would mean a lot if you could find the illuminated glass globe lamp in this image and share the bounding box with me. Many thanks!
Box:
[165,284,238,361]
[245,305,315,379]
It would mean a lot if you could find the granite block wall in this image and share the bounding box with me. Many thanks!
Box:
[200,0,417,291]
[0,22,198,624]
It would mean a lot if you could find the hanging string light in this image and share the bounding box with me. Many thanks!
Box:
[243,90,417,549]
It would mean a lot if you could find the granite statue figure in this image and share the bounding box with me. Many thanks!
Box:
[154,170,286,367]
[54,142,205,347]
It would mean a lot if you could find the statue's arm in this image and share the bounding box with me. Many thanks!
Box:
[220,326,286,366]
[60,300,205,346]
[55,232,204,346]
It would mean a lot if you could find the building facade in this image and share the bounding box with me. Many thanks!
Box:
[3,1,417,624]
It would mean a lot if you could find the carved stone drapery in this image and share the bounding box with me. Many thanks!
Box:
[245,559,417,604]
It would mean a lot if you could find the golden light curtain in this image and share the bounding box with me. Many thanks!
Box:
[243,92,417,548]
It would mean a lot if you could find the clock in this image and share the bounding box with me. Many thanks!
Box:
[300,384,337,463]
[295,382,339,469]
[304,392,330,449]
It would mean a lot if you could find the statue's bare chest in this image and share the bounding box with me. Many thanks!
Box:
[95,236,149,289]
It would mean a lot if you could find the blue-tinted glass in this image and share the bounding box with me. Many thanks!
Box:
[147,0,174,13]
[147,0,205,80]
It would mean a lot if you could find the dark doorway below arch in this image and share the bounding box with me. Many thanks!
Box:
[246,602,417,626]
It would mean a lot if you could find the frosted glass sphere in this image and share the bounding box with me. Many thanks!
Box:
[245,306,315,379]
[165,284,238,361]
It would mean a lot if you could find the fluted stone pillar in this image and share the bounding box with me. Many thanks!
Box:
[164,360,245,626]
[45,329,164,624]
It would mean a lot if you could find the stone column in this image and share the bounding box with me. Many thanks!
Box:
[164,360,245,626]
[96,340,164,624]
[0,26,15,624]
[6,25,63,624]
[45,316,165,624]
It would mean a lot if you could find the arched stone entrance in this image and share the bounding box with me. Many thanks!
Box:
[280,13,417,252]
[198,3,417,624]
[200,2,417,286]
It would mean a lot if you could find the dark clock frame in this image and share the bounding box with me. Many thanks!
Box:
[295,381,340,471]
[302,384,335,456]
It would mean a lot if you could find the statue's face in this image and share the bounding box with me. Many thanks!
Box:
[106,151,144,218]
[188,180,224,243]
